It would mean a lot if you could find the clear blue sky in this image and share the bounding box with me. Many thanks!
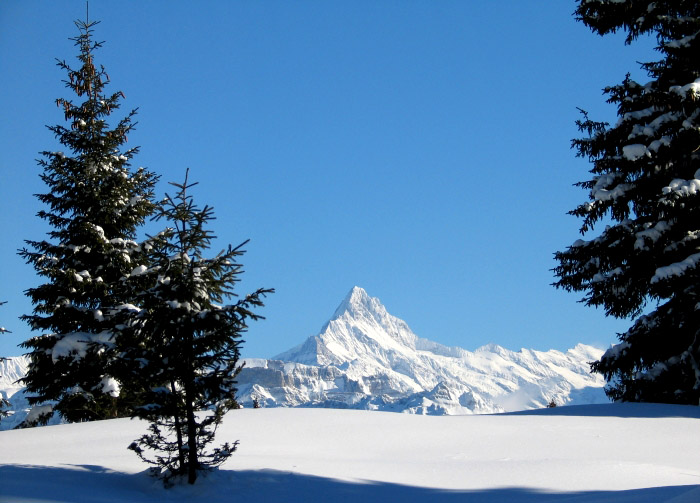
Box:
[0,1,657,358]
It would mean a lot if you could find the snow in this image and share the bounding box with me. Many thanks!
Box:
[665,32,699,49]
[242,287,606,414]
[100,376,121,398]
[622,144,648,161]
[671,78,700,98]
[634,221,671,250]
[648,136,671,153]
[651,252,700,283]
[130,264,148,276]
[601,341,630,362]
[662,178,700,198]
[592,267,623,283]
[591,174,631,202]
[166,300,191,311]
[1,288,699,501]
[617,106,655,127]
[0,404,698,502]
[50,331,114,362]
[21,403,53,425]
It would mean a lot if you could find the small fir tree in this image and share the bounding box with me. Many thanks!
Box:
[18,18,158,424]
[123,171,272,485]
[554,1,700,404]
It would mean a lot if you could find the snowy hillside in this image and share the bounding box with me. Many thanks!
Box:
[1,404,699,502]
[237,287,607,413]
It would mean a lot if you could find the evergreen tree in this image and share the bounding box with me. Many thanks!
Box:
[18,18,158,424]
[554,1,700,404]
[123,172,272,485]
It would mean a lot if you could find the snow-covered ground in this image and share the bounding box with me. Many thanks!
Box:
[1,403,699,502]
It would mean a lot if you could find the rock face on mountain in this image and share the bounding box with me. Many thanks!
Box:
[236,287,607,414]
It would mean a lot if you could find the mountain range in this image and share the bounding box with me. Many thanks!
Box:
[234,286,607,414]
[0,286,607,428]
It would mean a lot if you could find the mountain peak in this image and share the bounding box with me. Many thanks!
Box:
[332,286,382,320]
[346,286,370,305]
[275,287,418,366]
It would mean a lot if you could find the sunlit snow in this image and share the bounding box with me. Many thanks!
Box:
[0,405,698,502]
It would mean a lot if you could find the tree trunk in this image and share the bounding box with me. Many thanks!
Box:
[170,380,185,474]
[185,381,198,484]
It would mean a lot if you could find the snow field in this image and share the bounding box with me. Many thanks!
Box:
[230,406,699,492]
[1,403,699,502]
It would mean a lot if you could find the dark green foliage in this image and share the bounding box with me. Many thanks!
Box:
[18,19,158,424]
[123,172,272,485]
[554,1,700,404]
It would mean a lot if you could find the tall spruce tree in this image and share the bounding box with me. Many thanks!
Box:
[554,1,700,404]
[123,172,272,485]
[18,18,158,424]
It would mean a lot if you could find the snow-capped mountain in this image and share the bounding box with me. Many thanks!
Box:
[0,287,608,428]
[236,287,607,414]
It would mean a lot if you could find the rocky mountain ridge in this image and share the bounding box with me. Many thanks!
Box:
[235,287,607,414]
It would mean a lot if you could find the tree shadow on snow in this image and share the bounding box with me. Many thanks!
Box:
[502,402,700,419]
[0,465,698,503]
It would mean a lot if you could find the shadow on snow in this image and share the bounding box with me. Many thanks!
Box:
[501,402,700,419]
[0,464,698,503]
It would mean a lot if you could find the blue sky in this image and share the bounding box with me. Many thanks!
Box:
[0,1,657,358]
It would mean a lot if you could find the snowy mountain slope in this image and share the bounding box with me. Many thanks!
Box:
[0,355,27,390]
[1,356,63,430]
[1,404,699,502]
[0,356,33,430]
[236,287,607,413]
